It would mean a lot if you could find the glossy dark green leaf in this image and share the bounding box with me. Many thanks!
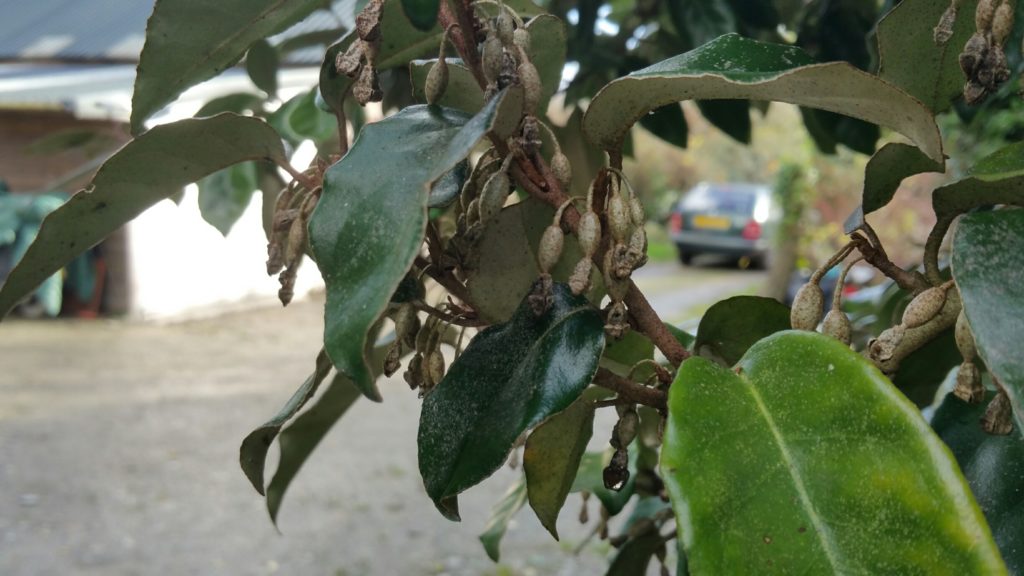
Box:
[194,92,264,117]
[418,282,604,520]
[933,392,1024,575]
[131,0,323,133]
[601,330,655,377]
[697,99,750,144]
[245,39,279,98]
[467,199,601,323]
[582,34,942,163]
[239,350,333,495]
[0,114,286,319]
[933,176,1024,221]
[877,0,979,113]
[479,476,528,562]
[666,324,696,350]
[428,160,469,208]
[523,397,595,539]
[663,331,1004,574]
[606,528,665,576]
[863,143,944,215]
[693,295,790,365]
[198,161,258,236]
[400,0,440,31]
[953,210,1024,432]
[800,109,879,156]
[638,104,688,149]
[972,142,1024,182]
[309,97,504,401]
[571,449,638,516]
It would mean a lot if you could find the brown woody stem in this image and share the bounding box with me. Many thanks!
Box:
[594,368,668,411]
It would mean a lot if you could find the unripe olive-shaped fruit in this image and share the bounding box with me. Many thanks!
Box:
[538,224,565,273]
[955,308,977,361]
[607,192,630,244]
[901,286,947,329]
[953,361,984,403]
[518,59,542,111]
[479,170,510,223]
[551,151,572,190]
[425,58,449,105]
[482,36,503,84]
[577,211,601,257]
[822,308,851,345]
[790,282,824,331]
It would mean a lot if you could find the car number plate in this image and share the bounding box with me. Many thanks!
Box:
[692,215,731,230]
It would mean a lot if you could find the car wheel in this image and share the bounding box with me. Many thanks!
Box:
[678,250,694,266]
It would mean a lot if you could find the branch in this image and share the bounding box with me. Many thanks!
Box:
[866,289,961,374]
[414,255,475,307]
[411,299,487,327]
[593,368,667,411]
[850,234,930,293]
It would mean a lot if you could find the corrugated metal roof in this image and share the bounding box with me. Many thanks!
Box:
[0,0,354,65]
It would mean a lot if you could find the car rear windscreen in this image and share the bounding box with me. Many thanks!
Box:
[680,186,756,215]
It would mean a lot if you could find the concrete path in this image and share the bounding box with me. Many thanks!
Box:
[0,260,762,575]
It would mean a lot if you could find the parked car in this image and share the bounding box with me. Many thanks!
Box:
[667,182,778,268]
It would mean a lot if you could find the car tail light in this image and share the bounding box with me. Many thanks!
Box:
[669,212,683,233]
[741,219,761,240]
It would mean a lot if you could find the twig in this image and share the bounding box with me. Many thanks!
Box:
[851,234,930,292]
[411,299,487,328]
[415,255,475,307]
[593,368,668,411]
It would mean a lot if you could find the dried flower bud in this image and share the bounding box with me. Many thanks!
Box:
[790,282,824,331]
[605,300,630,340]
[538,224,565,273]
[901,286,947,329]
[415,318,434,354]
[394,303,420,349]
[479,170,510,223]
[577,211,602,257]
[613,408,639,448]
[266,241,285,276]
[482,36,504,85]
[569,257,593,295]
[425,58,449,105]
[953,361,985,403]
[551,151,572,190]
[822,308,852,345]
[982,389,1014,435]
[384,343,402,377]
[335,41,364,77]
[355,0,384,41]
[496,10,515,46]
[529,273,554,316]
[607,192,631,244]
[993,1,1015,45]
[518,58,542,112]
[627,226,648,270]
[404,353,423,389]
[513,27,531,52]
[935,4,959,46]
[285,214,308,265]
[870,325,905,362]
[977,0,998,33]
[629,195,645,226]
[427,349,446,388]
[603,447,630,491]
[955,309,977,361]
[604,249,631,301]
[578,492,590,524]
[353,65,382,104]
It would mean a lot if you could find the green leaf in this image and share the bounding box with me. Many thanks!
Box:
[662,331,1005,575]
[418,282,605,520]
[932,392,1024,575]
[693,295,790,365]
[877,0,979,113]
[953,210,1024,433]
[194,92,264,117]
[245,39,279,98]
[638,104,688,149]
[428,160,469,209]
[131,0,323,133]
[933,177,1024,221]
[239,349,333,495]
[523,397,595,539]
[800,108,879,156]
[601,330,655,377]
[410,59,485,113]
[264,337,390,523]
[972,142,1024,182]
[270,88,336,145]
[0,114,285,319]
[697,99,750,144]
[606,528,665,576]
[198,161,258,236]
[400,0,440,31]
[582,34,943,163]
[863,143,944,215]
[309,97,504,401]
[570,449,638,516]
[466,199,601,323]
[479,476,528,562]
